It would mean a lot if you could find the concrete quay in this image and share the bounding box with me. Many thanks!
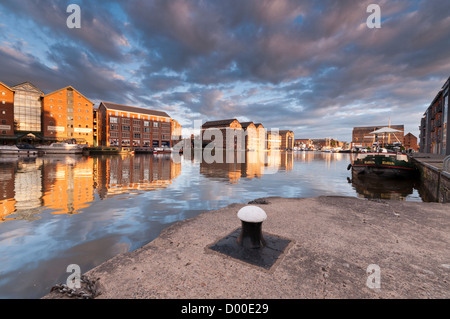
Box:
[44,196,449,299]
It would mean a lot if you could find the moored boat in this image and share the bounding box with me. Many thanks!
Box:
[16,143,39,156]
[0,145,20,155]
[348,152,417,179]
[153,147,173,154]
[37,142,85,154]
[134,147,153,154]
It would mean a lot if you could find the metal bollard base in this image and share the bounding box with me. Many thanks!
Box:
[237,221,266,249]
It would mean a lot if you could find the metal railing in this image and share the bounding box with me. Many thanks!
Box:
[444,155,450,172]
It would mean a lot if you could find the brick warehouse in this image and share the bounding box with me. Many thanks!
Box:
[0,81,95,145]
[403,132,419,152]
[97,102,176,148]
[201,119,275,151]
[201,119,243,150]
[42,86,95,145]
[0,81,15,139]
[279,130,295,150]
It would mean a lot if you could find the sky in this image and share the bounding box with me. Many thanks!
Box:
[0,0,449,142]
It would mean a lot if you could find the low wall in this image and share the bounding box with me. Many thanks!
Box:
[440,171,450,203]
[410,156,450,203]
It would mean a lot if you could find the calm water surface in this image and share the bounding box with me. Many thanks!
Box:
[0,151,424,298]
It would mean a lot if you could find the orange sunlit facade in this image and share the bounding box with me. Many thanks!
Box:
[267,131,282,150]
[0,81,16,139]
[171,119,182,145]
[0,80,96,145]
[42,86,95,145]
[254,123,266,151]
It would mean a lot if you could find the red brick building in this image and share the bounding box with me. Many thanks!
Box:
[0,81,15,142]
[403,132,418,152]
[97,102,174,148]
[279,130,294,150]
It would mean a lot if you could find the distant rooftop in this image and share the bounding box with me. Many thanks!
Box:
[202,119,239,127]
[239,122,256,128]
[100,101,171,118]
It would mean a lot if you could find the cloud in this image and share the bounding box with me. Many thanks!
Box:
[0,0,449,140]
[0,41,137,105]
[0,0,130,62]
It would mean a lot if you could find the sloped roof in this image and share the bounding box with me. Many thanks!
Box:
[100,101,171,118]
[0,81,14,92]
[404,132,417,138]
[11,81,44,94]
[240,122,256,128]
[202,119,239,127]
[44,86,94,104]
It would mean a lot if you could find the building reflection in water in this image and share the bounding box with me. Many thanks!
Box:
[94,154,181,199]
[0,154,181,223]
[0,157,44,222]
[199,150,293,183]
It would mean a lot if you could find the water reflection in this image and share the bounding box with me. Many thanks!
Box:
[0,151,426,224]
[0,154,182,223]
[95,154,181,198]
[350,173,418,201]
[42,156,94,215]
[1,157,44,222]
[199,151,293,183]
[0,151,428,299]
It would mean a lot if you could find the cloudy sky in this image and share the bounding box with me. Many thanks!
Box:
[0,0,449,141]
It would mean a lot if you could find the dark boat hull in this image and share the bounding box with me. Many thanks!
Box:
[350,153,417,179]
[351,165,416,179]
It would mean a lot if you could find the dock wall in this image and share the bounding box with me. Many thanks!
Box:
[410,156,450,203]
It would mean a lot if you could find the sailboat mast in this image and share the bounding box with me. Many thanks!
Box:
[388,118,391,144]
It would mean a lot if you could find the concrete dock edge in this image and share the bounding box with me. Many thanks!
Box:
[43,196,450,299]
